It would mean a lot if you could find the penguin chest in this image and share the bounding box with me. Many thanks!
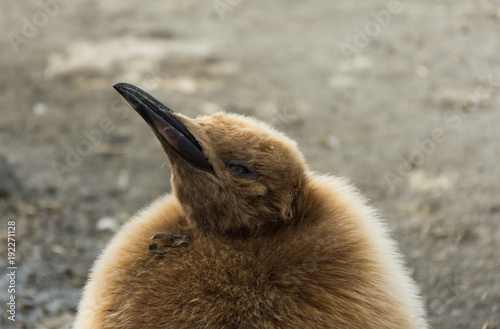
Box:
[104,235,334,328]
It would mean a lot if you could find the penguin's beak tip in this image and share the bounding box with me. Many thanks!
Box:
[113,83,216,176]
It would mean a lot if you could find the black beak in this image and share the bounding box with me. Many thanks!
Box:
[113,83,215,175]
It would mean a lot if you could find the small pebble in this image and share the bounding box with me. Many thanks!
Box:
[96,217,119,232]
[415,64,429,78]
[325,135,340,151]
[33,103,49,116]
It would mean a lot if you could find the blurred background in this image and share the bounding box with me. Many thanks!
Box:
[1,1,499,328]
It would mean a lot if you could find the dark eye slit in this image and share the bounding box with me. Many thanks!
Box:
[224,160,257,179]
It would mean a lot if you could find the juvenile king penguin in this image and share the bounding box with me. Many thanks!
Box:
[74,83,428,328]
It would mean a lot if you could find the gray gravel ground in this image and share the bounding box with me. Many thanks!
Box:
[1,1,499,328]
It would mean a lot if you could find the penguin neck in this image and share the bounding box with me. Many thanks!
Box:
[185,209,283,239]
[181,179,312,239]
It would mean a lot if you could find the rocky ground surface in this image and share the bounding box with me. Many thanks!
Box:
[0,1,499,328]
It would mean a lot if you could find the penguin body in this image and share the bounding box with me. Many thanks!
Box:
[73,84,428,328]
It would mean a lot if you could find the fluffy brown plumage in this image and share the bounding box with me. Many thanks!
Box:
[73,83,428,328]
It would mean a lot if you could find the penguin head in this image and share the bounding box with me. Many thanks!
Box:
[114,83,307,236]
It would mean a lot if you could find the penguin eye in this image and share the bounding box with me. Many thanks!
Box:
[225,161,255,178]
[229,164,250,175]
